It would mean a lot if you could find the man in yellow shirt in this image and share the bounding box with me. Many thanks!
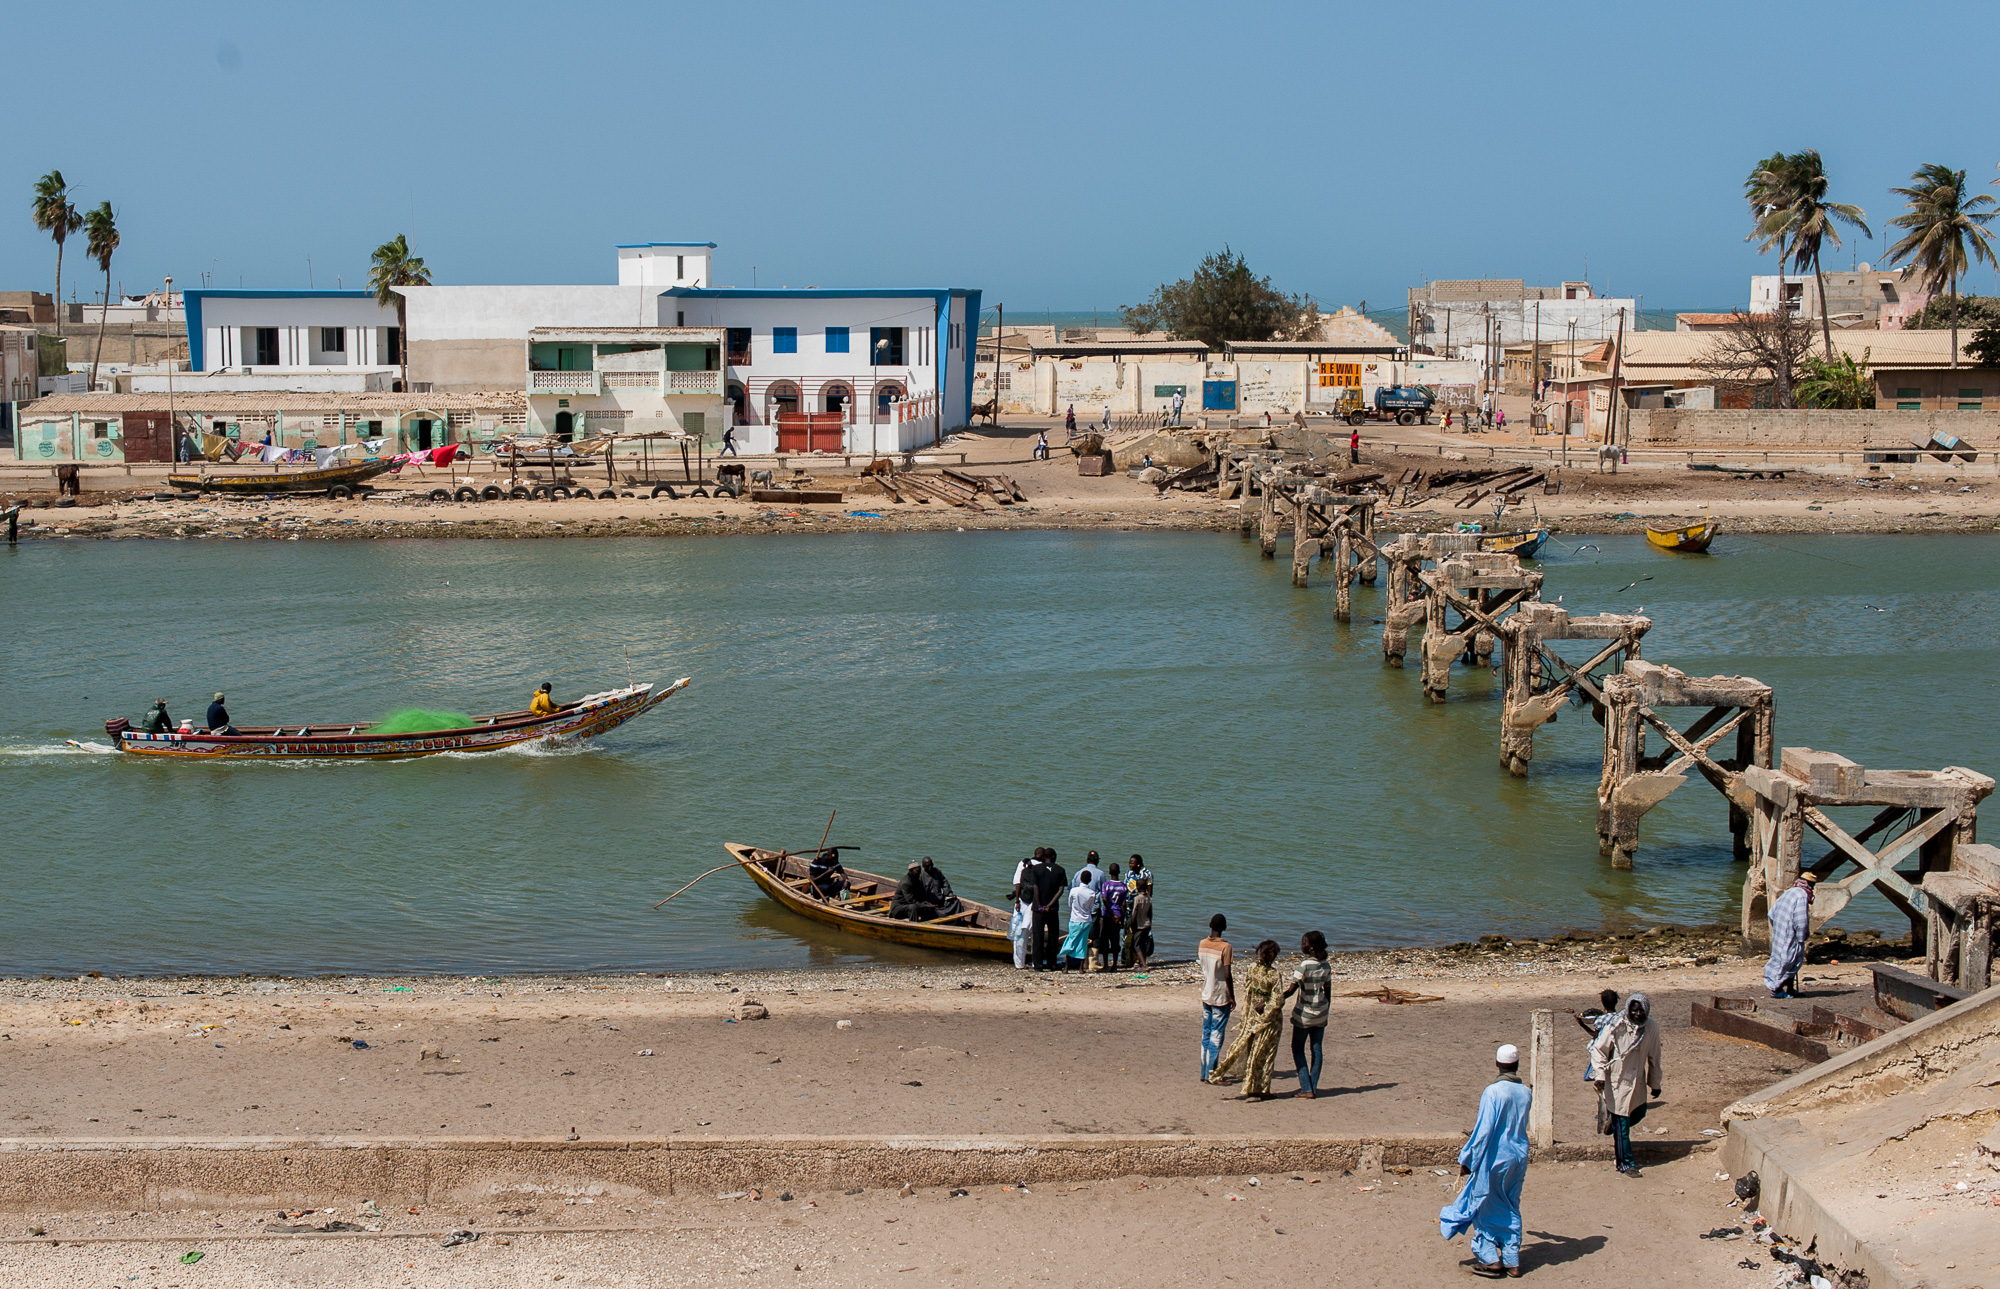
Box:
[529,682,557,716]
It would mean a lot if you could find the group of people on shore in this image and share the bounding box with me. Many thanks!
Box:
[1193,920,1665,1278]
[1009,849,1153,972]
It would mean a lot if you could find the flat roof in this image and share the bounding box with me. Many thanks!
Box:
[528,326,724,342]
[616,242,718,249]
[1226,341,1403,356]
[660,287,977,300]
[1031,340,1211,357]
[24,390,526,413]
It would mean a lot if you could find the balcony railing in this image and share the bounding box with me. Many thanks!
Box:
[603,371,659,388]
[666,369,721,394]
[529,370,601,394]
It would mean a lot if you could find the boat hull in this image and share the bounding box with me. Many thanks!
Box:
[167,458,399,495]
[1645,521,1718,553]
[1480,528,1549,559]
[105,679,688,759]
[726,843,1014,957]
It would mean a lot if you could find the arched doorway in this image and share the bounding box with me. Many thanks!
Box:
[765,380,801,422]
[821,381,853,416]
[727,382,747,424]
[873,381,906,422]
[554,410,574,443]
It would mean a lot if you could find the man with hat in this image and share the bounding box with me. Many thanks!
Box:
[1764,871,1819,999]
[205,693,237,735]
[1440,1043,1532,1277]
[139,698,175,734]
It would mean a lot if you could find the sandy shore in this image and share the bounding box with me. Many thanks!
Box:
[0,943,1883,1287]
[7,419,1997,540]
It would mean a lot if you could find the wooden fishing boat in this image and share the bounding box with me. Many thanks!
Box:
[1480,527,1550,559]
[101,678,689,759]
[167,457,399,498]
[1645,519,1719,553]
[724,843,1013,957]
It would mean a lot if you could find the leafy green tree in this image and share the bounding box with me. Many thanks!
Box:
[1883,164,1998,368]
[1751,150,1868,359]
[1964,322,2000,367]
[30,170,83,338]
[82,201,118,392]
[368,233,432,389]
[1795,348,1875,409]
[1121,247,1315,350]
[1898,292,2000,332]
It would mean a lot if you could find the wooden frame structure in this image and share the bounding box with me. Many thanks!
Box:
[1739,747,1992,949]
[1922,842,2000,992]
[1595,660,1774,870]
[1498,602,1650,777]
[1416,552,1542,705]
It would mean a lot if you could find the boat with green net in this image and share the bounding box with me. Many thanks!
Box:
[100,679,689,759]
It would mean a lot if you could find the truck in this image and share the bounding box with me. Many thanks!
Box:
[1333,385,1435,426]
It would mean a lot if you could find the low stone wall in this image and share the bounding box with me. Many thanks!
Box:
[0,1131,1563,1210]
[1629,408,2000,451]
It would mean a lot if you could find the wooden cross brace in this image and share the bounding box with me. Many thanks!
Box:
[1533,637,1633,707]
[1645,705,1755,787]
[1430,580,1537,638]
[1804,805,1949,918]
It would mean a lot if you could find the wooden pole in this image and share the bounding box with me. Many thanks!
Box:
[816,809,837,854]
[653,861,745,910]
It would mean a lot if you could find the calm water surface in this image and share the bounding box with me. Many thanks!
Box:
[2,530,1995,975]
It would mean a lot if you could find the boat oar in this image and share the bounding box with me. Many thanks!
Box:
[653,861,748,910]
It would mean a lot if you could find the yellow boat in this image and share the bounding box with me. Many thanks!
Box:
[724,843,1013,957]
[1645,519,1718,553]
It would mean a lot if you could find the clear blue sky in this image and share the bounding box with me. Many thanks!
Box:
[10,0,2000,317]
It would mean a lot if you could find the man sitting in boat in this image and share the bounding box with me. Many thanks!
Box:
[889,862,940,921]
[530,682,558,717]
[808,849,849,901]
[205,692,238,735]
[917,857,963,917]
[139,698,174,734]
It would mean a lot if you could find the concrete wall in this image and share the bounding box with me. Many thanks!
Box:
[617,246,712,288]
[409,339,532,391]
[1015,357,1473,417]
[1628,408,2000,451]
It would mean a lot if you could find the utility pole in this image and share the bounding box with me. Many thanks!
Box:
[1606,307,1627,450]
[1531,298,1541,419]
[993,303,1003,414]
[164,274,176,464]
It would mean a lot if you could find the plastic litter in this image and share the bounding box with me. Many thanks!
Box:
[440,1229,480,1248]
[351,1040,370,1049]
[179,1252,204,1264]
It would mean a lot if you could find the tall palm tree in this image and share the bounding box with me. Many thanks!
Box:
[1884,164,1997,368]
[1758,150,1869,358]
[31,170,83,338]
[1745,152,1801,307]
[369,233,432,391]
[83,201,119,392]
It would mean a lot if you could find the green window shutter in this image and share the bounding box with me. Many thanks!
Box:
[1895,387,1921,398]
[1896,402,1922,411]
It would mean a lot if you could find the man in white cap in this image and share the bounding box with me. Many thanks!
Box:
[1439,1043,1532,1277]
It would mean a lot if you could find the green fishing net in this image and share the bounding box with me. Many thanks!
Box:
[372,709,476,735]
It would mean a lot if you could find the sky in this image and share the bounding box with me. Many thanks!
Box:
[10,0,2000,320]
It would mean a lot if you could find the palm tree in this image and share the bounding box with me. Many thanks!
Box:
[31,170,83,338]
[83,201,119,392]
[1758,150,1869,358]
[369,233,432,390]
[1745,153,1801,315]
[1884,164,1998,368]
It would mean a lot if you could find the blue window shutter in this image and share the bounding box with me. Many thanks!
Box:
[773,327,797,354]
[826,326,848,354]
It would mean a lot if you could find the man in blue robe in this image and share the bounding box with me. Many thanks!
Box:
[1441,1043,1533,1277]
[1763,872,1818,998]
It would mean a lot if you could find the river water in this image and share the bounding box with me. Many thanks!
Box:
[2,531,1995,976]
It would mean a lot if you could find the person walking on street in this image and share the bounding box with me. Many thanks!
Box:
[1064,404,1076,436]
[1439,1044,1533,1278]
[1101,403,1112,431]
[1590,993,1663,1176]
[1197,915,1234,1081]
[720,425,739,456]
[1207,939,1283,1097]
[1764,872,1817,998]
[1279,930,1332,1098]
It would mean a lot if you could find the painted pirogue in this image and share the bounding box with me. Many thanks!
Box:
[102,678,689,759]
[166,457,399,498]
[724,843,1014,956]
[1645,519,1719,553]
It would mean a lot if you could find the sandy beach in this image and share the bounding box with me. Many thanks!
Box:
[7,417,1997,541]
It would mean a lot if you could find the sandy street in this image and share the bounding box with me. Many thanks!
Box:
[0,949,1863,1287]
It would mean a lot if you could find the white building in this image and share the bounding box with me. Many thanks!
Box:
[175,244,979,455]
[184,289,402,387]
[1407,279,1634,357]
